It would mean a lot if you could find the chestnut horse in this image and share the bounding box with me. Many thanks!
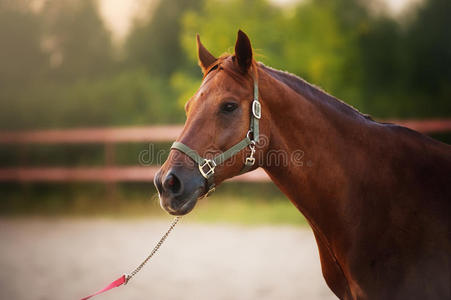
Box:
[154,31,451,299]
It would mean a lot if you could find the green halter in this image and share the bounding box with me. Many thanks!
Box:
[171,78,261,196]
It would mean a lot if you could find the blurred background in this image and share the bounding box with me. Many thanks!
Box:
[0,0,450,299]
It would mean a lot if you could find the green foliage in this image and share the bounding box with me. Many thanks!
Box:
[170,71,202,109]
[125,0,202,78]
[179,0,371,110]
[1,0,450,131]
[180,0,451,118]
[40,0,114,80]
[0,1,48,89]
[402,0,451,117]
[181,0,284,62]
[0,69,184,129]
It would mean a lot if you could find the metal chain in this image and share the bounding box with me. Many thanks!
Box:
[124,216,181,284]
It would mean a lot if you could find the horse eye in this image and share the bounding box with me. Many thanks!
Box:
[221,102,238,113]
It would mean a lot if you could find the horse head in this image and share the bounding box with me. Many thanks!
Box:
[154,30,269,215]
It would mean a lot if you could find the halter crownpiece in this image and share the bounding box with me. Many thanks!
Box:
[171,77,261,196]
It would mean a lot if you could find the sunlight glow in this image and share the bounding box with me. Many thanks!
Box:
[99,0,418,43]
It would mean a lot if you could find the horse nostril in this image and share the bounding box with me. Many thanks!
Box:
[154,171,163,195]
[167,176,175,187]
[163,173,182,195]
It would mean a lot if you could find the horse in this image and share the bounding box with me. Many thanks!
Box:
[154,30,451,299]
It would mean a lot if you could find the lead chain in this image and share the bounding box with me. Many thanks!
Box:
[124,216,181,284]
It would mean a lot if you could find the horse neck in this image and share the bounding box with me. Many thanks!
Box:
[259,67,372,243]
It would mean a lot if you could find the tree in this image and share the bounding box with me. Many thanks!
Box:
[125,0,202,78]
[402,0,451,117]
[178,0,362,107]
[40,0,114,81]
[0,1,47,89]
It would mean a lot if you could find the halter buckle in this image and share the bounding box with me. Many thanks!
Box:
[252,100,261,119]
[199,159,216,178]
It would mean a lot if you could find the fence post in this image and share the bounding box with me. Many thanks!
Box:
[105,142,117,202]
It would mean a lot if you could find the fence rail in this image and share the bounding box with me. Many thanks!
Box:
[0,125,182,144]
[1,119,451,145]
[0,119,450,183]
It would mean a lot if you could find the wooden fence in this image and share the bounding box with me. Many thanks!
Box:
[0,119,450,183]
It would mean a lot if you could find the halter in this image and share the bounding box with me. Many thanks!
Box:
[171,77,261,196]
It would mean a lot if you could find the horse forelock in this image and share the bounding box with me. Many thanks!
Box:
[202,54,258,90]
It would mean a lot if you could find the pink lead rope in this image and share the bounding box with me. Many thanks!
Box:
[80,217,181,300]
[81,275,127,300]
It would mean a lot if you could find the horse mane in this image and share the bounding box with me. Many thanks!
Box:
[258,62,373,121]
[207,55,371,121]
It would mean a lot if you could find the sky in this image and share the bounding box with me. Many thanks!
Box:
[98,0,153,42]
[98,0,419,43]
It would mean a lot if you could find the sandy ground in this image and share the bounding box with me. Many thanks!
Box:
[0,218,337,300]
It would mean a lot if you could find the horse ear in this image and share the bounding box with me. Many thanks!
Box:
[197,34,217,74]
[234,30,253,73]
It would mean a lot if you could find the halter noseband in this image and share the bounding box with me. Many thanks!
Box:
[171,78,261,197]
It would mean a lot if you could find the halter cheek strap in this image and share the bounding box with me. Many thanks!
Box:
[171,79,261,196]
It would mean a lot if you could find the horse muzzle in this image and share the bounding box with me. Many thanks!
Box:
[154,166,205,215]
